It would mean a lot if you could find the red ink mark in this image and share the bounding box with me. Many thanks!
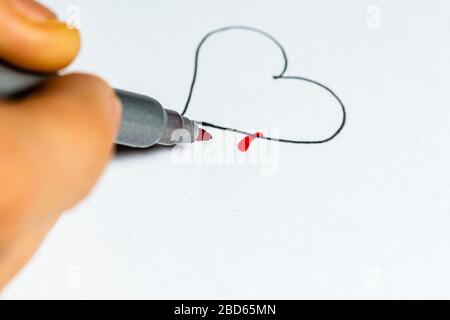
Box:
[196,128,213,141]
[238,132,264,152]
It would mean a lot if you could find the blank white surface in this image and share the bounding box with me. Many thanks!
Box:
[3,0,450,299]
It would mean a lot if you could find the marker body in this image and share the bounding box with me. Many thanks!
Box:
[0,61,200,148]
[0,61,47,96]
[115,89,166,148]
[115,89,199,148]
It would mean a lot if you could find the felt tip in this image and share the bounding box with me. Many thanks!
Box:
[196,128,213,142]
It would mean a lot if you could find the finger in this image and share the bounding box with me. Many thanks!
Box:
[0,74,121,246]
[9,0,56,21]
[0,212,58,290]
[0,0,80,72]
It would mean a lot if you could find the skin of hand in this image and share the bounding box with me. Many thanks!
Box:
[0,0,122,290]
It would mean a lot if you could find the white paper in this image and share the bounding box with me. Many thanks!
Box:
[4,0,450,299]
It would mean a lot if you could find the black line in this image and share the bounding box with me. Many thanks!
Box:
[182,25,346,144]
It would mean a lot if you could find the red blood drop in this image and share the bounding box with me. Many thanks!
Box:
[238,132,264,152]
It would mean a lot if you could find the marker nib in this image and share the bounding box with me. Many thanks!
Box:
[196,128,213,141]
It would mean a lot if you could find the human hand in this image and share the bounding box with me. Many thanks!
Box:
[0,0,121,289]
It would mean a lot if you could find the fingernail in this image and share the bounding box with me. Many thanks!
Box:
[10,0,57,22]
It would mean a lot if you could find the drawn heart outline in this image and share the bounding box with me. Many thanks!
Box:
[180,25,346,145]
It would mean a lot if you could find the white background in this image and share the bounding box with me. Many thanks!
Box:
[3,0,450,299]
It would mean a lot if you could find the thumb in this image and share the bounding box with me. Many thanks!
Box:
[0,74,121,217]
[0,0,80,72]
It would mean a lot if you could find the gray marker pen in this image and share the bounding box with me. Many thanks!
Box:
[0,60,212,148]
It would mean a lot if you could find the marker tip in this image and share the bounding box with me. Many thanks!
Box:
[196,128,213,141]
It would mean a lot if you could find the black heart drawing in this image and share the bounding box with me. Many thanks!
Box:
[180,25,346,145]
